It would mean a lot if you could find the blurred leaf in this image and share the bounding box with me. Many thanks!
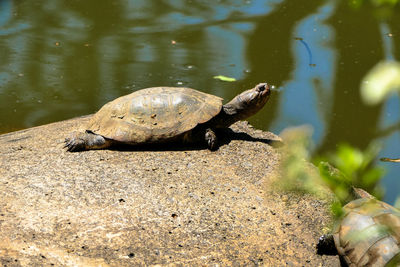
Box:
[334,144,363,177]
[348,0,363,8]
[277,126,332,200]
[362,142,383,168]
[315,142,385,202]
[318,162,349,187]
[395,196,400,209]
[348,224,390,244]
[361,60,400,105]
[362,168,386,187]
[371,0,400,5]
[349,0,400,8]
[318,162,353,204]
[213,75,236,82]
[277,126,387,218]
[331,201,345,218]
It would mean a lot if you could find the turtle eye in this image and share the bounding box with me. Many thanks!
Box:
[257,83,267,92]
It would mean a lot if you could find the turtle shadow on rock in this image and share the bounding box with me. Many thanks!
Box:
[109,127,283,152]
[220,128,283,148]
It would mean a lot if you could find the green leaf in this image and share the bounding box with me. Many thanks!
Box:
[315,142,386,202]
[213,75,236,82]
[331,201,344,218]
[362,168,386,187]
[361,60,400,105]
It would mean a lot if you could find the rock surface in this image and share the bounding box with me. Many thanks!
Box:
[0,117,338,266]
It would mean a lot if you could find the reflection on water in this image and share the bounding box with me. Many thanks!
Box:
[0,0,280,130]
[0,0,399,202]
[271,2,335,148]
[0,0,29,35]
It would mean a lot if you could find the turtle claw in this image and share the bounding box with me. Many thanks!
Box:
[64,135,86,152]
[205,128,218,150]
[64,132,109,152]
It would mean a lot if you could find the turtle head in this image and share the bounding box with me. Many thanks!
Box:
[223,83,271,121]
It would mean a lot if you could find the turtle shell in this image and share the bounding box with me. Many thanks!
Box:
[333,197,400,266]
[86,87,223,144]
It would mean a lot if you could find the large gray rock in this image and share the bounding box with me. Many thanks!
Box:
[0,117,338,266]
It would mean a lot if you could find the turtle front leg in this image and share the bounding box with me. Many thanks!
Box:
[64,130,111,152]
[205,128,218,150]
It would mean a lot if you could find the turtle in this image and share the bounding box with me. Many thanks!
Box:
[64,83,270,152]
[317,188,400,266]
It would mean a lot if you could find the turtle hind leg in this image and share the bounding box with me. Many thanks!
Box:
[205,128,218,150]
[317,234,337,256]
[64,130,111,152]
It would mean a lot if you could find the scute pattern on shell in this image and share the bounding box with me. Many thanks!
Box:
[86,87,223,143]
[333,197,400,266]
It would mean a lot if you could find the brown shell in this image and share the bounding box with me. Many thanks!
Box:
[86,87,223,143]
[333,197,400,266]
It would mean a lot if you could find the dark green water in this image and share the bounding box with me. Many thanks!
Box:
[1,0,399,203]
